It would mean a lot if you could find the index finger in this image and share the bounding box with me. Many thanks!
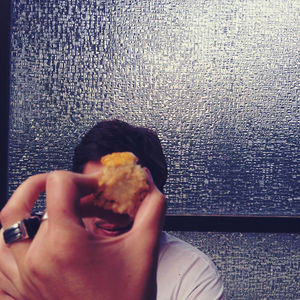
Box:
[45,170,99,229]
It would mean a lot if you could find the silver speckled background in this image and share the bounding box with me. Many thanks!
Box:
[7,0,300,298]
[8,0,299,215]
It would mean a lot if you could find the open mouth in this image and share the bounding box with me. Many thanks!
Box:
[94,220,133,236]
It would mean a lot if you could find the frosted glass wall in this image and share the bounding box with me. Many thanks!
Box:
[8,1,300,298]
[9,0,299,215]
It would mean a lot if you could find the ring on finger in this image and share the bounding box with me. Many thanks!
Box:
[41,211,48,221]
[3,212,45,245]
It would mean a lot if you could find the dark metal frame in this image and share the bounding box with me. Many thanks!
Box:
[164,215,300,233]
[0,0,11,211]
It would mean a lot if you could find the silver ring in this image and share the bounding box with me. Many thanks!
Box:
[3,215,42,245]
[42,212,48,221]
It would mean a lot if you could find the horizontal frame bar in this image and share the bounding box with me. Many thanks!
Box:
[164,215,300,233]
[1,215,299,233]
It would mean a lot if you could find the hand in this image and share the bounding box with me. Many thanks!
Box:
[0,170,166,300]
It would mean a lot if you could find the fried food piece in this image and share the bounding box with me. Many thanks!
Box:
[94,152,150,215]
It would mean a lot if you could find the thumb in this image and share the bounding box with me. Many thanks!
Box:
[131,170,167,244]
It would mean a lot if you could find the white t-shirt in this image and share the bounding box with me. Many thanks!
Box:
[157,232,225,300]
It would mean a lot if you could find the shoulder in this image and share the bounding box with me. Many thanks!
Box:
[158,232,216,267]
[156,232,225,300]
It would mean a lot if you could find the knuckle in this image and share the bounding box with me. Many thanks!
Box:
[23,249,55,281]
[0,207,12,227]
[24,254,40,277]
[46,170,73,187]
[47,170,68,181]
[24,174,38,185]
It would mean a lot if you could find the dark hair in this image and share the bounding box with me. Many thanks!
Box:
[72,119,168,192]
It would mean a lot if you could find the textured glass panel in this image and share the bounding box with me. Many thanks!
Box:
[8,0,299,215]
[169,231,300,299]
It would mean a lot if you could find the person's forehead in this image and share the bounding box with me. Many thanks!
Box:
[83,161,102,174]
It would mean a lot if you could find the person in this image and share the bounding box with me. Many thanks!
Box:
[73,119,225,299]
[1,119,225,299]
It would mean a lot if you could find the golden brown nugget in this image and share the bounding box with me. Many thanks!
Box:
[94,152,150,215]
